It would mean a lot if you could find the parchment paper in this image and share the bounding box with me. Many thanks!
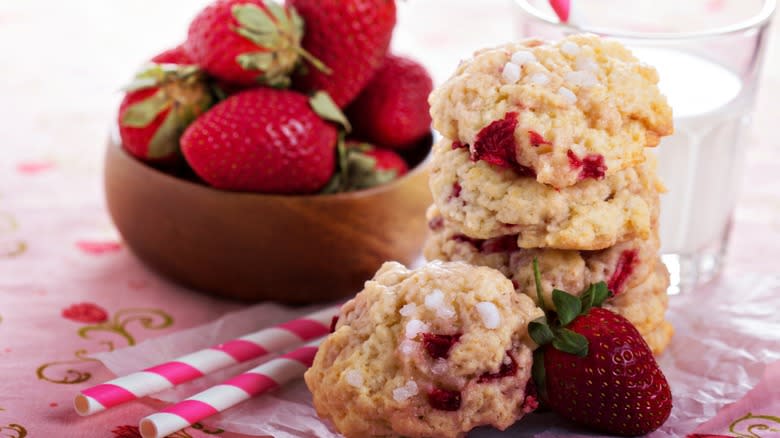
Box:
[94,271,780,437]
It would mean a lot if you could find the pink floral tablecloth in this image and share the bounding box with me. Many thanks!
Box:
[1,1,779,437]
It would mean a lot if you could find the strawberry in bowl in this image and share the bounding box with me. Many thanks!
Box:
[105,0,435,302]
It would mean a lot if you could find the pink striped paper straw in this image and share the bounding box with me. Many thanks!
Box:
[74,305,338,416]
[138,339,322,438]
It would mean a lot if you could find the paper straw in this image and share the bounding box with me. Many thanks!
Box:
[549,0,571,22]
[74,305,338,416]
[138,339,322,438]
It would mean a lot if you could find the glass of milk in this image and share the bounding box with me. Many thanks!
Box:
[514,0,775,294]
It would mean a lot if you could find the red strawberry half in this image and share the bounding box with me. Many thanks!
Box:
[346,54,433,149]
[528,260,673,436]
[186,0,326,87]
[321,140,408,193]
[287,0,396,108]
[118,57,213,162]
[180,88,339,193]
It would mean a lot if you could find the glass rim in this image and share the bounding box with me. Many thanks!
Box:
[515,0,776,40]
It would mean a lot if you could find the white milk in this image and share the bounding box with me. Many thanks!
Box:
[634,49,749,258]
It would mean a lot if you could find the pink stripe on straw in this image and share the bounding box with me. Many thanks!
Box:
[212,340,267,362]
[161,400,218,424]
[144,362,204,385]
[549,0,571,22]
[81,384,136,408]
[224,373,278,395]
[277,318,330,340]
[283,345,319,367]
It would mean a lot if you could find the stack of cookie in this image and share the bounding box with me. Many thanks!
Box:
[423,34,675,354]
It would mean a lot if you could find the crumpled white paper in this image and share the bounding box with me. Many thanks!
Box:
[93,271,780,438]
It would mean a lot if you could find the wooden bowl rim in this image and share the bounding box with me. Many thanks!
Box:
[107,136,432,202]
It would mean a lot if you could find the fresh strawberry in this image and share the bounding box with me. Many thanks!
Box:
[528,260,672,436]
[287,0,396,108]
[151,44,194,64]
[321,141,408,193]
[351,141,408,176]
[180,88,340,193]
[118,63,213,162]
[346,55,433,149]
[186,0,325,87]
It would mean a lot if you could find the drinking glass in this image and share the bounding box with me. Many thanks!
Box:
[514,0,776,294]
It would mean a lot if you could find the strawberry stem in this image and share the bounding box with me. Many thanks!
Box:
[296,46,332,75]
[532,258,546,311]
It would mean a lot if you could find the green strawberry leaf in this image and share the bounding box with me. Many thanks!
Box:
[531,349,548,401]
[264,0,291,29]
[592,281,610,307]
[122,64,201,92]
[233,4,279,45]
[553,288,581,326]
[123,77,160,93]
[121,90,171,128]
[295,46,332,75]
[287,3,304,35]
[528,317,554,346]
[579,283,596,314]
[210,82,229,101]
[552,328,589,357]
[147,109,181,159]
[320,135,349,194]
[309,91,351,132]
[319,173,343,194]
[532,258,547,311]
[344,151,396,190]
[237,52,275,71]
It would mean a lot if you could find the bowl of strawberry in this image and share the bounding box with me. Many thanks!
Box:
[104,0,435,303]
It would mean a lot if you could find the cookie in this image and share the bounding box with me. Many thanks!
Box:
[604,260,670,336]
[429,34,673,189]
[429,139,663,250]
[424,205,659,302]
[639,320,674,356]
[305,261,544,438]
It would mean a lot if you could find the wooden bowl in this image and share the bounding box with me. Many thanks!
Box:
[104,137,432,303]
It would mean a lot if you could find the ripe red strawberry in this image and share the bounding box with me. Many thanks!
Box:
[346,55,433,149]
[180,88,339,193]
[349,141,408,177]
[118,62,213,162]
[151,44,193,64]
[186,0,324,87]
[529,261,672,436]
[287,0,397,108]
[321,141,407,192]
